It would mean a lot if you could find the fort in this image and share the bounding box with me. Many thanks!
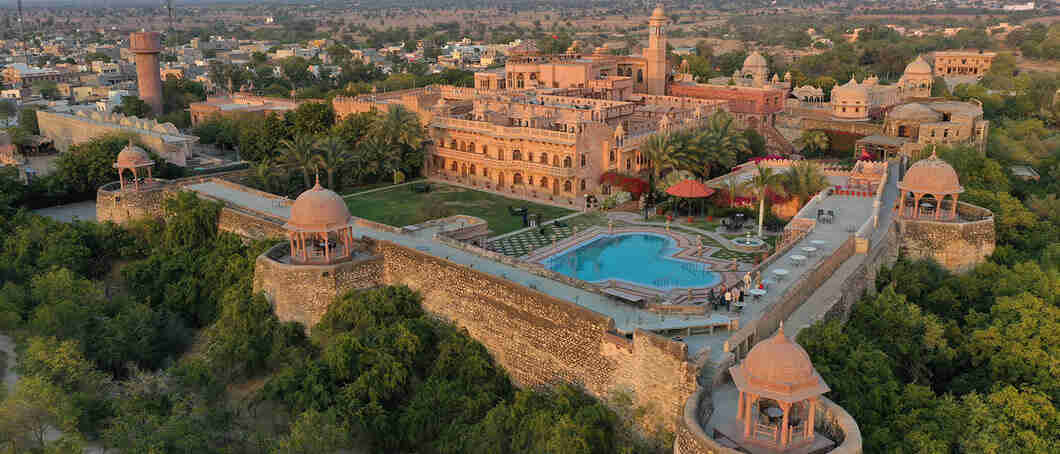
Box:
[88,8,999,453]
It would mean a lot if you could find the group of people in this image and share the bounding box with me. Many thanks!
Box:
[705,271,766,313]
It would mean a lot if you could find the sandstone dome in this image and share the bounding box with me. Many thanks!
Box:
[115,141,153,168]
[898,152,964,195]
[904,56,933,75]
[743,51,768,69]
[651,4,666,20]
[285,181,353,232]
[729,325,830,400]
[831,78,868,103]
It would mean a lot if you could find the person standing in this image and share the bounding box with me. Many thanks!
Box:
[725,288,733,312]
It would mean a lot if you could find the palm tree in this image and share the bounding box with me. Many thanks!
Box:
[668,112,747,180]
[796,130,830,157]
[280,134,318,189]
[313,135,350,190]
[374,106,425,180]
[741,163,787,237]
[250,158,278,194]
[721,175,743,207]
[783,160,830,211]
[639,132,676,206]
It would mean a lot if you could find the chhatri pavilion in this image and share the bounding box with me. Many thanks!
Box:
[894,151,963,220]
[715,324,835,453]
[284,177,358,264]
[113,141,156,191]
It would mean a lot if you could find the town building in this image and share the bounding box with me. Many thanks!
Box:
[930,50,996,77]
[1,63,80,87]
[189,93,307,126]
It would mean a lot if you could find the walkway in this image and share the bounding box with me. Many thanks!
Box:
[33,201,97,223]
[185,181,291,218]
[785,162,900,335]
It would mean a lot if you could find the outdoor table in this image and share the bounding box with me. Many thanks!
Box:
[810,240,826,246]
[772,269,789,280]
[765,406,784,422]
[790,254,807,266]
[801,246,818,256]
[749,288,766,300]
[733,302,746,312]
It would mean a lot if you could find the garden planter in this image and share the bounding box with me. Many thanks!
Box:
[687,216,693,223]
[656,207,665,215]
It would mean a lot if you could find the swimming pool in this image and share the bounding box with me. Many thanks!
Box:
[543,233,721,290]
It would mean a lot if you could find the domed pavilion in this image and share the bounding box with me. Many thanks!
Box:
[113,140,155,191]
[284,177,357,264]
[830,78,869,121]
[728,324,830,451]
[895,151,963,220]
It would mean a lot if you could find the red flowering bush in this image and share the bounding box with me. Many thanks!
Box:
[599,171,649,199]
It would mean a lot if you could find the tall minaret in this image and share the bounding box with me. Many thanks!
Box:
[643,4,668,96]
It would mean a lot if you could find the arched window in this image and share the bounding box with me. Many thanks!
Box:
[626,159,631,170]
[609,150,616,162]
[470,164,476,174]
[564,180,572,192]
[514,173,523,184]
[580,155,586,167]
[541,178,549,188]
[450,140,457,149]
[564,156,572,168]
[528,152,534,162]
[637,69,643,83]
[540,153,548,164]
[469,142,475,152]
[528,176,535,185]
[451,161,458,171]
[580,179,586,191]
[513,150,522,160]
[483,167,489,177]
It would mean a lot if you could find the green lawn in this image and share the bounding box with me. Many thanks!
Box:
[344,184,575,235]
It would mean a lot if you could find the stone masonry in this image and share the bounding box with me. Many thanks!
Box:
[896,203,995,273]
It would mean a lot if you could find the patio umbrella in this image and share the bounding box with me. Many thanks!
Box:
[666,179,716,217]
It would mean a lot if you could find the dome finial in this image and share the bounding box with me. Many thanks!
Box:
[778,321,784,336]
[314,172,322,188]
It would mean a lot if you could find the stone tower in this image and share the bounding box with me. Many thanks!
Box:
[643,4,668,96]
[129,32,164,117]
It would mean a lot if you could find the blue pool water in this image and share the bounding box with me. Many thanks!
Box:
[544,233,721,289]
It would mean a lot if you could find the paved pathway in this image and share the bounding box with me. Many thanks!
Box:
[33,201,97,223]
[784,162,900,336]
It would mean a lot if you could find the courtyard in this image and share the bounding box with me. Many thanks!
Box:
[343,183,576,235]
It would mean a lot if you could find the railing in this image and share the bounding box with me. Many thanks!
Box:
[432,117,578,143]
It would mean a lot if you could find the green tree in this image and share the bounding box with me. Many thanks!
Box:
[18,107,39,135]
[782,160,829,211]
[281,134,320,189]
[113,96,152,118]
[313,135,350,190]
[32,81,59,100]
[0,377,79,451]
[271,409,354,454]
[795,129,829,156]
[638,133,675,205]
[740,163,786,237]
[373,106,425,180]
[287,102,335,137]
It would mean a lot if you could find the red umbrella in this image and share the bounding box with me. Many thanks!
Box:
[666,179,715,198]
[666,180,715,218]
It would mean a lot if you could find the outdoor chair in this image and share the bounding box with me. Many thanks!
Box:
[554,220,568,228]
[827,210,835,221]
[817,209,825,220]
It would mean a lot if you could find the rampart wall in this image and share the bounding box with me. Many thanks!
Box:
[895,202,994,273]
[370,240,698,431]
[254,244,385,327]
[800,118,884,137]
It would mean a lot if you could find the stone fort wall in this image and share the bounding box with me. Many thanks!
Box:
[370,239,698,430]
[896,202,995,273]
[254,243,385,327]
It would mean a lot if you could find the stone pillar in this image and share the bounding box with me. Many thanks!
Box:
[738,391,745,419]
[744,394,755,438]
[780,401,791,448]
[807,398,817,440]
